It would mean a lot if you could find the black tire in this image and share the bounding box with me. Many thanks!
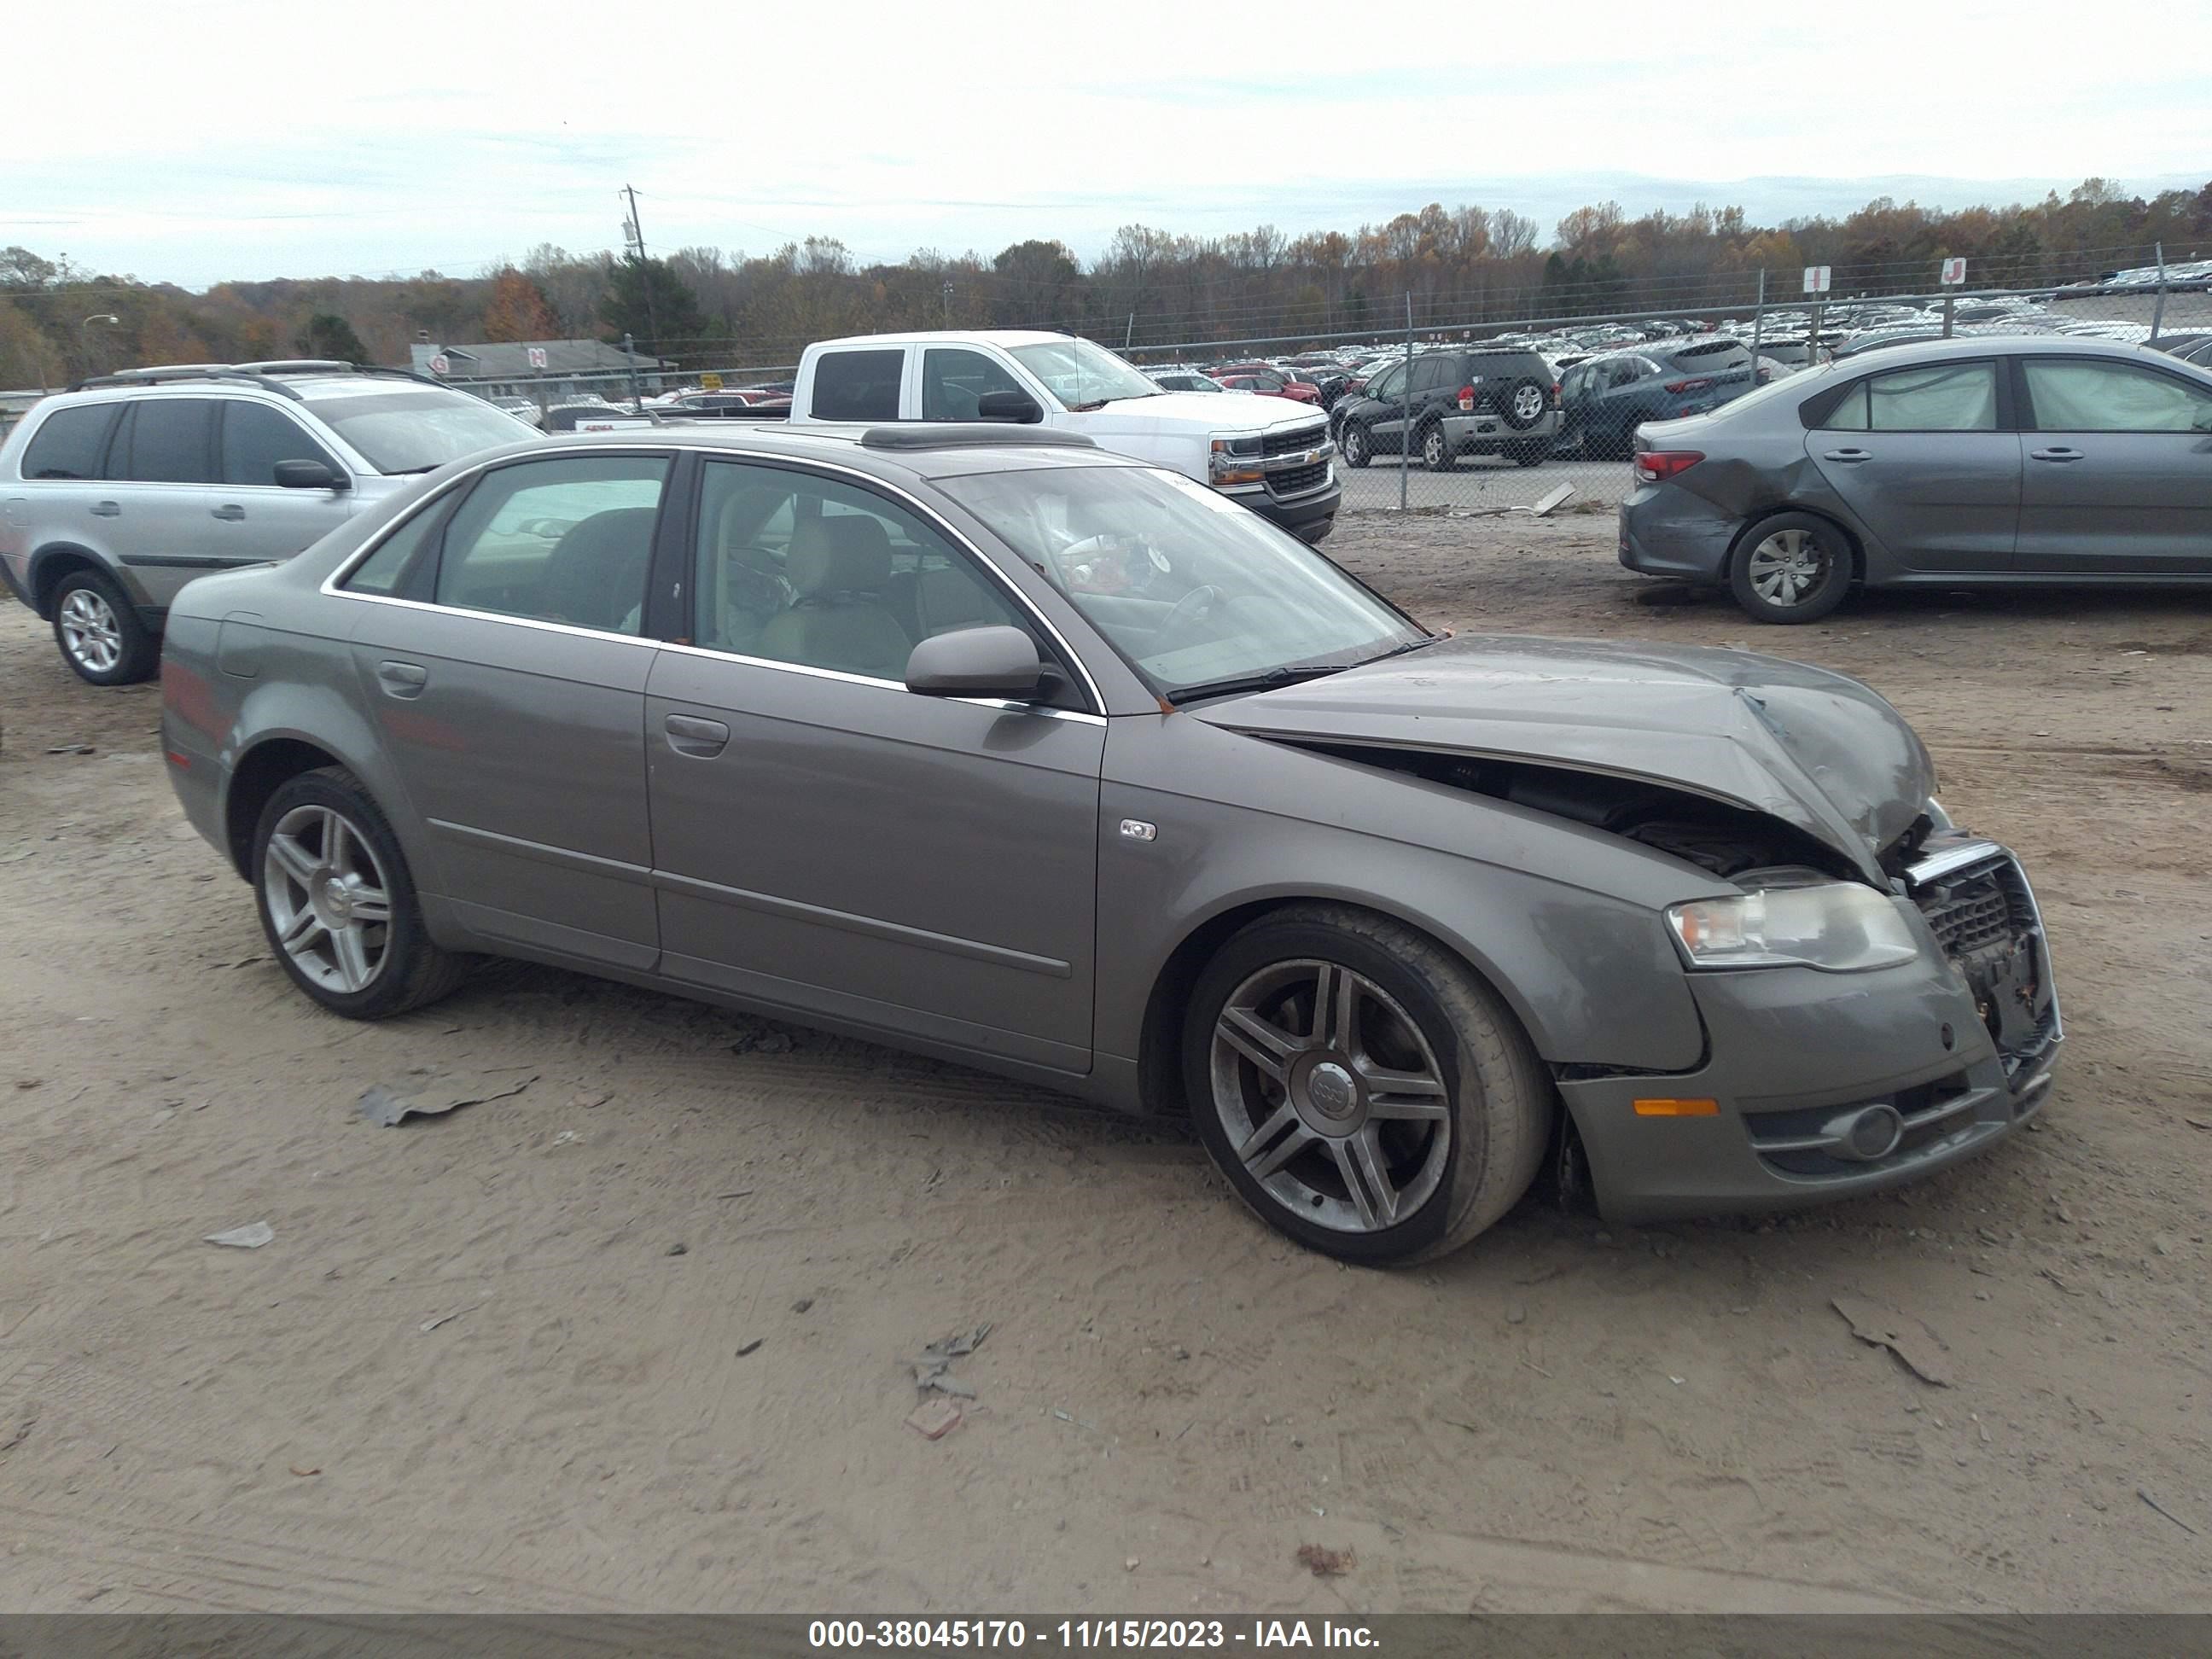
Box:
[1185,904,1551,1265]
[253,766,468,1019]
[1499,375,1549,432]
[1419,422,1457,472]
[1339,422,1372,469]
[50,568,157,685]
[1728,511,1854,625]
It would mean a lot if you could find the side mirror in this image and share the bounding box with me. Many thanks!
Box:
[274,459,350,492]
[975,389,1044,424]
[904,625,1046,700]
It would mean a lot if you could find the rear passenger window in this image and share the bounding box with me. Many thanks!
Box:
[811,350,904,422]
[20,404,119,479]
[1824,362,1997,432]
[341,504,445,597]
[114,399,219,483]
[221,402,341,485]
[434,455,670,633]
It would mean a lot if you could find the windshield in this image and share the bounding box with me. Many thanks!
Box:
[1007,340,1161,409]
[940,464,1423,699]
[304,389,537,474]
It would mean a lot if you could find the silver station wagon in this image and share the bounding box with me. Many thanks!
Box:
[160,424,2061,1261]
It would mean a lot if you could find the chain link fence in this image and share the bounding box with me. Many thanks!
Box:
[414,248,2212,519]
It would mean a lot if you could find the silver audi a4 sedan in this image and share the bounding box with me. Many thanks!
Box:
[162,424,2061,1261]
[1620,335,2212,623]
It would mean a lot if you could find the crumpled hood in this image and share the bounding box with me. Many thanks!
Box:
[1192,634,1936,882]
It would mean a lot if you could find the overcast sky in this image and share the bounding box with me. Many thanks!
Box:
[6,0,2208,288]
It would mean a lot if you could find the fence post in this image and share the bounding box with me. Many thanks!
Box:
[1400,292,1412,512]
[1749,269,1765,375]
[2151,242,2168,343]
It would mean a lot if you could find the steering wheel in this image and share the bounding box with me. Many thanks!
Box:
[1160,583,1219,641]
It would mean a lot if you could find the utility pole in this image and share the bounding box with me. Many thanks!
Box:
[621,183,660,354]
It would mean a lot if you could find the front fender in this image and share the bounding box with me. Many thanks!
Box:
[1097,716,1709,1074]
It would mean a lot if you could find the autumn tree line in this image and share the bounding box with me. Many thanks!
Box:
[3,178,2207,387]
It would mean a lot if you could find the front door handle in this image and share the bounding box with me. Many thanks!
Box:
[211,504,246,521]
[2029,446,2084,463]
[1820,448,1871,463]
[90,500,121,517]
[664,713,731,757]
[375,660,428,699]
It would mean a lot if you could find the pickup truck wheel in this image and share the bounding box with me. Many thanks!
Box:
[1339,422,1371,469]
[1729,513,1854,624]
[51,569,157,685]
[1186,905,1551,1265]
[254,768,468,1019]
[1420,422,1457,472]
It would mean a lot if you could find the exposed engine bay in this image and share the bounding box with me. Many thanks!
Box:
[1297,742,1867,883]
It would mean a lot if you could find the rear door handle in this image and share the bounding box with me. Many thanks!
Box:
[375,660,428,699]
[1820,448,1871,463]
[211,504,246,521]
[90,500,121,516]
[664,713,731,757]
[2029,446,2084,463]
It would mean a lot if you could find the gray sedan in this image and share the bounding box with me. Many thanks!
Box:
[1619,335,2212,622]
[161,424,2060,1261]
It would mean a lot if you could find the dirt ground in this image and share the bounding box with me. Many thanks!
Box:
[1,515,2208,1615]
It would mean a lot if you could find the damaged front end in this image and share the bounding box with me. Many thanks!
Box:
[1904,837,2063,1089]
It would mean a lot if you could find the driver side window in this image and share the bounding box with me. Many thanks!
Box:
[921,348,1027,421]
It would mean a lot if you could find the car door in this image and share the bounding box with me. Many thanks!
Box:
[1361,362,1408,449]
[644,457,1104,1073]
[340,451,672,969]
[2013,354,2212,573]
[9,399,123,574]
[210,398,358,565]
[1805,358,2019,573]
[1405,354,1452,432]
[98,398,228,609]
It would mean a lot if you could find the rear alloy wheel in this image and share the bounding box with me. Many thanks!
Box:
[1420,422,1456,472]
[1186,905,1551,1264]
[51,568,157,685]
[1729,511,1853,624]
[254,767,466,1019]
[1339,422,1371,469]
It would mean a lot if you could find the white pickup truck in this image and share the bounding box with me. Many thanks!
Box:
[785,331,1340,543]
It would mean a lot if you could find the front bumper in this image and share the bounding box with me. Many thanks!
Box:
[1564,840,2061,1224]
[1226,466,1341,544]
[1618,485,1739,584]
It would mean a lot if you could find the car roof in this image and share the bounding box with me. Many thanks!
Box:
[810,329,1078,351]
[442,422,1150,486]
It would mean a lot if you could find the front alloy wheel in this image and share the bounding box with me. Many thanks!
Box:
[1211,959,1452,1234]
[1186,905,1551,1263]
[1421,424,1455,471]
[1339,422,1371,469]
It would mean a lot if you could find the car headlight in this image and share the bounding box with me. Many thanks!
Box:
[1924,796,1954,832]
[1209,434,1264,486]
[1666,881,1920,972]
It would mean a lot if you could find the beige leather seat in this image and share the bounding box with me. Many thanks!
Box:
[702,487,790,650]
[755,515,913,679]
